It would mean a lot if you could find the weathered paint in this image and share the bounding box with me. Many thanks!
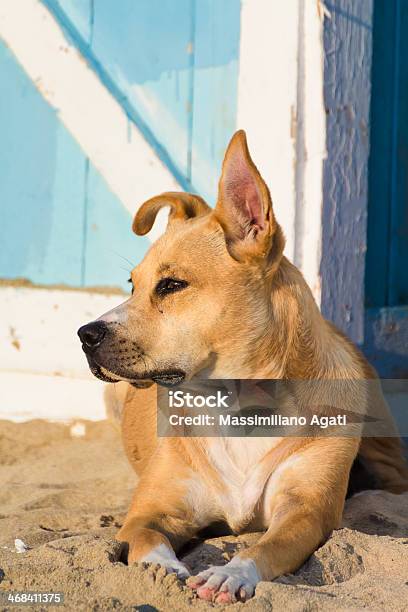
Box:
[293,0,326,300]
[236,0,326,301]
[364,307,408,378]
[0,39,85,287]
[43,0,241,203]
[236,0,299,262]
[191,0,241,202]
[1,371,106,422]
[53,0,93,42]
[0,39,149,291]
[320,1,374,345]
[83,164,144,287]
[0,0,182,252]
[0,286,126,377]
[1,0,406,420]
[361,0,408,373]
[366,0,408,308]
[41,0,191,192]
[0,0,241,293]
[365,0,397,310]
[318,1,408,378]
[90,0,193,179]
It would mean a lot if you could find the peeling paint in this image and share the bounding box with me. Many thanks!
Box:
[9,326,21,351]
[320,0,374,344]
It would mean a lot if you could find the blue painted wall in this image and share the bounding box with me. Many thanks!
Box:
[0,1,241,290]
[0,40,149,291]
[45,0,241,203]
[191,0,240,200]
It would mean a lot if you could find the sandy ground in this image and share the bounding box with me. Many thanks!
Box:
[0,419,407,612]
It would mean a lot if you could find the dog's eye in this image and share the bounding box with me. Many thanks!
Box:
[127,278,134,294]
[155,277,188,297]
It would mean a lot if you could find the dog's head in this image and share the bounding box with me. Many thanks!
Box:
[78,131,285,386]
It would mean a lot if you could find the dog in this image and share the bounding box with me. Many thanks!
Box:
[78,131,408,604]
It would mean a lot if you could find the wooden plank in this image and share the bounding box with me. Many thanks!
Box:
[0,39,86,287]
[83,164,150,291]
[91,0,193,179]
[363,0,408,373]
[366,0,408,307]
[1,372,106,422]
[365,0,397,308]
[0,285,123,377]
[389,0,408,306]
[51,0,92,42]
[236,0,300,267]
[321,0,374,344]
[364,306,408,378]
[41,0,188,193]
[190,0,241,203]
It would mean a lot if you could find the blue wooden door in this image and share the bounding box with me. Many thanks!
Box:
[365,0,408,376]
[0,1,240,292]
[366,0,408,308]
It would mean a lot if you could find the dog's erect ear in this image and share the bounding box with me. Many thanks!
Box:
[133,192,210,235]
[215,130,284,264]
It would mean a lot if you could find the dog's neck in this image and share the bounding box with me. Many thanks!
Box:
[205,258,327,380]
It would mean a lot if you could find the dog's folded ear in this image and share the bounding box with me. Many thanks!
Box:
[133,192,210,235]
[215,130,285,266]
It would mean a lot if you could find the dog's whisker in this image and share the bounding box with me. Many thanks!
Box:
[113,251,137,269]
[118,265,132,274]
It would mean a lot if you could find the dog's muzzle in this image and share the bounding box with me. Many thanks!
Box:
[77,321,186,387]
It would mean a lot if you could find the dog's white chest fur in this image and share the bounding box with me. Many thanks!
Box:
[207,437,282,530]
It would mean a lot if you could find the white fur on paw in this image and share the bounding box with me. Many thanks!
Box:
[188,557,260,603]
[140,543,190,579]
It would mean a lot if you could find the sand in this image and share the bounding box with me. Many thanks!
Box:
[0,419,407,611]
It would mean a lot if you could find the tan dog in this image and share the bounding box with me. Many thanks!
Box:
[78,131,408,604]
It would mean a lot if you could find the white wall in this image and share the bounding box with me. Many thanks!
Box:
[0,286,124,421]
[237,0,326,301]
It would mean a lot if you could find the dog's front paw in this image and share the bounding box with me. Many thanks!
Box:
[144,559,190,580]
[187,557,260,603]
[139,544,190,580]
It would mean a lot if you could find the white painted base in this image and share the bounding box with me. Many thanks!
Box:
[0,286,125,378]
[0,371,106,422]
[0,286,123,422]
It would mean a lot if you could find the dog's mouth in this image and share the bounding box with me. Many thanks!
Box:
[150,371,186,387]
[86,357,186,388]
[87,361,124,384]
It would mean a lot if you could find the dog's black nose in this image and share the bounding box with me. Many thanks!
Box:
[78,322,107,350]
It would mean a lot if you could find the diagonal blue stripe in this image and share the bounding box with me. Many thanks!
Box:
[41,0,193,193]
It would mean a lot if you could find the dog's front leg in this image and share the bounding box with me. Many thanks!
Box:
[116,449,212,579]
[188,438,359,603]
[116,514,193,579]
